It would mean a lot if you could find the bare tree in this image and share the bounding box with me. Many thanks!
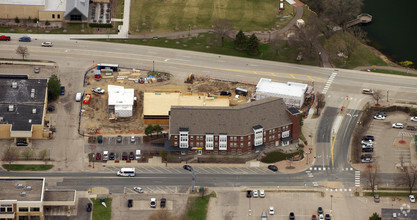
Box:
[270,38,282,57]
[21,147,34,160]
[16,45,29,60]
[212,19,233,47]
[365,164,378,193]
[148,210,179,220]
[322,0,364,29]
[372,90,384,106]
[38,149,49,165]
[289,27,316,58]
[315,92,325,115]
[397,157,417,194]
[2,147,20,170]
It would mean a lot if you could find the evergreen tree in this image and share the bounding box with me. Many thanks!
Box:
[47,74,61,101]
[369,212,381,220]
[234,30,247,50]
[247,34,259,55]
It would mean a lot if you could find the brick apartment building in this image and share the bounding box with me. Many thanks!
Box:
[168,97,301,155]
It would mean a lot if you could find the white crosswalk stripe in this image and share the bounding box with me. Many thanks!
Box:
[322,72,337,94]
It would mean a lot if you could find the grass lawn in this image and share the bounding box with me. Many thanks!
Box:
[116,0,124,19]
[364,192,417,197]
[129,0,295,34]
[187,193,216,220]
[369,69,417,77]
[92,198,112,220]
[261,150,303,163]
[2,164,53,171]
[0,23,118,35]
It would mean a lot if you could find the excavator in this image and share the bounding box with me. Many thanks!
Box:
[184,73,194,84]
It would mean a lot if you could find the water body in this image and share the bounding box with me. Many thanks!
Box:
[362,0,417,66]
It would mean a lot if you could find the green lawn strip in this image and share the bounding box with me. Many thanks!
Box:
[0,23,118,35]
[261,150,303,163]
[377,187,417,191]
[92,198,112,220]
[187,193,216,220]
[2,164,53,171]
[364,192,417,197]
[129,0,295,34]
[116,0,124,19]
[369,69,417,77]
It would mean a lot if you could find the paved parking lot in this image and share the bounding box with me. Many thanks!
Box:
[86,135,143,160]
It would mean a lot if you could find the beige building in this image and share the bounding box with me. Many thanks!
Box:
[0,177,76,220]
[0,0,68,22]
[143,91,230,125]
[0,75,51,143]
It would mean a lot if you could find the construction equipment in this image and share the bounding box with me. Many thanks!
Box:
[184,73,194,84]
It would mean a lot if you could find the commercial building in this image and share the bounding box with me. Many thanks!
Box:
[0,0,66,22]
[143,92,230,125]
[0,177,76,220]
[255,78,308,108]
[107,85,135,118]
[0,75,51,142]
[168,97,301,155]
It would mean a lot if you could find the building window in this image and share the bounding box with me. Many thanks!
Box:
[70,14,82,21]
[215,142,218,147]
[237,149,242,154]
[174,136,178,140]
[263,137,266,142]
[248,148,251,153]
[57,14,60,19]
[234,143,237,147]
[190,142,194,147]
[0,207,5,212]
[278,127,281,131]
[30,207,40,212]
[248,141,251,146]
[230,136,233,141]
[240,143,243,147]
[19,207,29,212]
[206,151,210,154]
[263,131,266,135]
[174,141,178,146]
[215,136,218,141]
[248,135,251,140]
[190,136,194,140]
[240,136,243,141]
[214,150,218,154]
[234,137,237,141]
[52,14,55,19]
[19,217,29,220]
[231,149,236,155]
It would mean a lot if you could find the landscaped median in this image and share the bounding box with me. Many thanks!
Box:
[2,164,53,171]
[186,192,216,220]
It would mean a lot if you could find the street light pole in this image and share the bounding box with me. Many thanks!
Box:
[387,90,389,102]
[36,21,38,33]
[191,168,196,192]
[152,60,154,72]
[330,195,333,214]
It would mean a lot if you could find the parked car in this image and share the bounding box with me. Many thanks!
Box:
[19,36,31,42]
[363,136,375,141]
[325,214,331,220]
[361,154,373,163]
[289,212,295,220]
[406,125,416,131]
[128,199,133,208]
[183,165,192,171]
[411,117,417,122]
[410,195,416,203]
[95,153,101,160]
[312,215,317,220]
[60,86,65,95]
[103,151,108,161]
[160,198,166,208]
[319,214,324,220]
[246,190,252,198]
[317,207,323,215]
[83,94,91,104]
[87,203,92,212]
[374,194,380,203]
[392,123,404,129]
[268,165,278,172]
[253,190,258,198]
[376,112,387,117]
[129,152,134,160]
[362,89,374,94]
[362,143,373,148]
[47,105,55,112]
[122,152,128,160]
[34,67,40,73]
[91,87,105,94]
[41,42,53,47]
[220,91,231,96]
[16,141,28,146]
[373,115,385,120]
[109,152,115,160]
[116,135,122,143]
[150,198,156,208]
[130,135,135,143]
[361,140,373,145]
[269,206,274,215]
[133,186,143,193]
[97,135,103,144]
[362,147,374,152]
[259,189,265,198]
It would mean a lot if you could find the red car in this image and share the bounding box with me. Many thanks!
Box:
[83,94,91,104]
[129,152,134,160]
[95,153,101,160]
[312,215,317,220]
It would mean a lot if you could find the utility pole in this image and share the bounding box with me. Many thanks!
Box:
[152,60,154,72]
[188,24,191,37]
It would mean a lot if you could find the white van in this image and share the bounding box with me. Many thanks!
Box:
[135,150,141,160]
[75,93,82,102]
[103,151,109,161]
[117,168,135,177]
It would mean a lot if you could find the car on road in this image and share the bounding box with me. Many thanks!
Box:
[109,152,115,160]
[150,198,156,208]
[253,190,258,198]
[87,203,92,212]
[406,126,416,131]
[133,186,143,193]
[246,190,252,198]
[269,206,274,215]
[325,214,331,220]
[410,195,416,203]
[129,152,134,160]
[374,194,380,203]
[34,67,40,73]
[128,199,133,208]
[183,165,192,171]
[47,105,55,112]
[392,123,404,129]
[19,36,31,42]
[160,198,166,208]
[312,215,317,220]
[259,189,265,198]
[289,212,295,220]
[411,117,417,122]
[363,136,375,141]
[91,87,105,94]
[116,135,122,143]
[41,42,53,47]
[95,153,101,160]
[122,152,127,160]
[373,115,385,120]
[268,165,278,172]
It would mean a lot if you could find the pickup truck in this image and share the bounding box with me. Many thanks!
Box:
[0,35,11,41]
[91,88,105,94]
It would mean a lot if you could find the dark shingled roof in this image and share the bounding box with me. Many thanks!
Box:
[170,97,292,135]
[0,77,47,131]
[287,107,301,115]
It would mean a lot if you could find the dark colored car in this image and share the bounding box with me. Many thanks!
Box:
[406,125,416,131]
[317,207,323,215]
[289,212,295,220]
[363,136,375,141]
[325,214,330,220]
[220,91,231,96]
[362,147,373,152]
[60,86,65,95]
[87,203,92,212]
[128,199,133,208]
[117,135,122,143]
[19,36,31,42]
[129,152,134,160]
[376,112,387,117]
[183,165,192,171]
[109,152,115,160]
[122,152,128,160]
[95,153,101,160]
[160,198,166,208]
[16,142,28,146]
[47,105,55,112]
[246,190,252,198]
[97,135,103,144]
[268,165,278,172]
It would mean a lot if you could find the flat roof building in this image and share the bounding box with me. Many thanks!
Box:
[255,78,308,108]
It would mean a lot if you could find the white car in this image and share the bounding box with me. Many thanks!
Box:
[362,143,373,148]
[361,140,373,145]
[410,195,416,203]
[392,123,404,129]
[92,88,105,94]
[41,41,53,47]
[253,190,258,198]
[130,135,135,143]
[259,189,265,198]
[269,206,274,215]
[150,198,156,208]
[411,117,417,122]
[133,187,143,193]
[373,115,385,120]
[319,214,325,220]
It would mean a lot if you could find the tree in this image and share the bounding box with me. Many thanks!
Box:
[270,37,282,57]
[145,125,155,136]
[397,157,417,194]
[212,19,233,47]
[47,74,61,101]
[369,212,381,220]
[234,30,247,50]
[315,92,325,115]
[16,46,29,60]
[148,210,178,220]
[400,60,414,73]
[365,164,378,193]
[45,21,50,26]
[2,147,20,169]
[33,18,39,24]
[15,17,20,23]
[28,16,32,23]
[38,149,49,165]
[159,149,168,162]
[372,90,384,106]
[153,125,163,136]
[247,34,259,55]
[289,27,316,58]
[322,0,363,29]
[21,147,34,160]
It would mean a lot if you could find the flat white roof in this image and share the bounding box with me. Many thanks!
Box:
[0,0,45,5]
[43,0,66,11]
[120,168,135,172]
[256,78,307,98]
[108,85,134,106]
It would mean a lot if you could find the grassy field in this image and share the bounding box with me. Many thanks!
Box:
[92,198,112,220]
[370,69,417,77]
[364,192,417,197]
[2,164,53,171]
[261,150,303,163]
[187,193,216,220]
[129,0,295,34]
